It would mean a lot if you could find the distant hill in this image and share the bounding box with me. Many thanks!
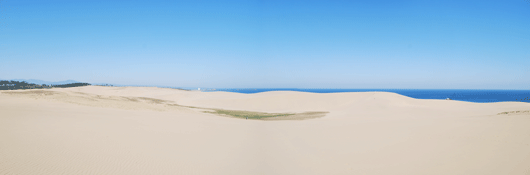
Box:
[0,80,90,90]
[11,79,80,85]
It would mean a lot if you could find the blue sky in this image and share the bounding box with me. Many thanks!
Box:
[1,0,529,89]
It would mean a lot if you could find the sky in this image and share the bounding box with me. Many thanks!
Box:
[1,0,529,89]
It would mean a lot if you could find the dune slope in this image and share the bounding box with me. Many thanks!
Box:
[1,86,530,175]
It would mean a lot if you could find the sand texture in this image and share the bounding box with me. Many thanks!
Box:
[1,86,530,175]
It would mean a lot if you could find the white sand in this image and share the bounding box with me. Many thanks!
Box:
[1,86,529,175]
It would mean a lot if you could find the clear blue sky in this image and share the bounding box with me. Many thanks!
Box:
[1,0,529,89]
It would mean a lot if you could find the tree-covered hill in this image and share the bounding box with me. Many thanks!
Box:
[0,80,90,90]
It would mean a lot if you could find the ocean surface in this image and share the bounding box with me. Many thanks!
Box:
[204,89,530,103]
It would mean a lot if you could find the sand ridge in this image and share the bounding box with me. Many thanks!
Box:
[0,88,328,120]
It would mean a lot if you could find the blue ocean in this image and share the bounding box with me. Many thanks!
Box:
[204,89,530,103]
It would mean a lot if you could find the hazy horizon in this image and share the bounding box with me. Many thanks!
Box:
[4,78,530,90]
[1,0,529,89]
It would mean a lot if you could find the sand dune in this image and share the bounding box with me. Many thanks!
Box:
[1,86,530,175]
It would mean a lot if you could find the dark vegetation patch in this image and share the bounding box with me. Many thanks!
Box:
[0,80,90,90]
[136,97,168,104]
[165,103,327,120]
[262,111,328,120]
[498,110,530,115]
[204,109,296,120]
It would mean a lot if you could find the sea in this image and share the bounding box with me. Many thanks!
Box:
[202,89,530,103]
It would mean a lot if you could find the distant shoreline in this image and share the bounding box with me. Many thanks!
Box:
[203,88,530,103]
